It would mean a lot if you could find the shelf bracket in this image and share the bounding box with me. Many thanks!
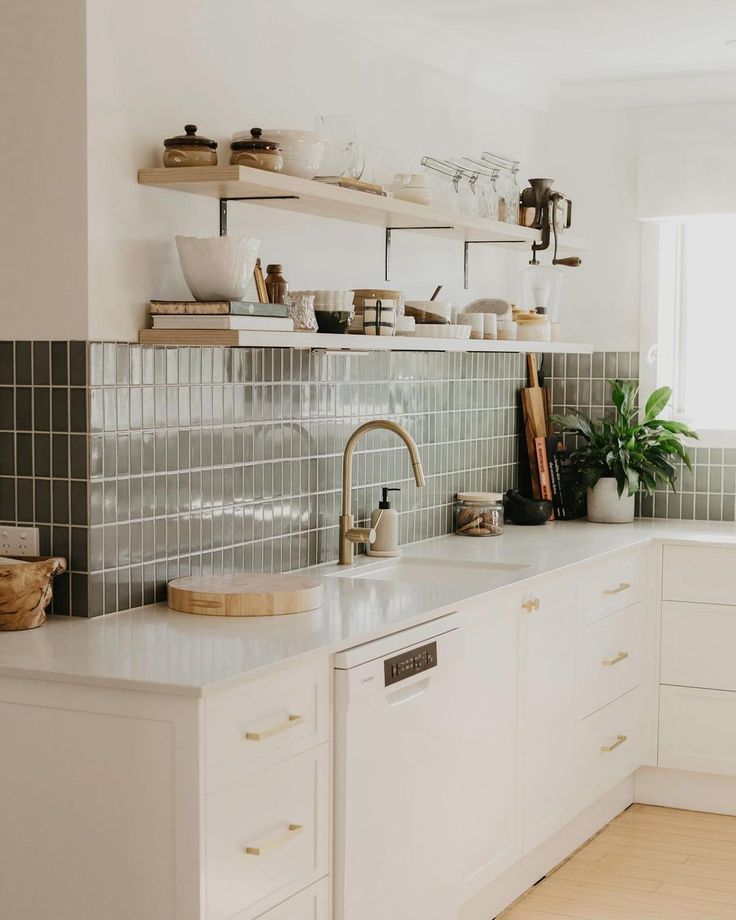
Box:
[218,196,301,236]
[384,226,454,282]
[463,240,530,289]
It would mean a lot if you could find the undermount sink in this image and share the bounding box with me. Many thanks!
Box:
[330,556,528,587]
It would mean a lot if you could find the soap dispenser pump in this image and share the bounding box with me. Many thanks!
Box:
[367,486,401,557]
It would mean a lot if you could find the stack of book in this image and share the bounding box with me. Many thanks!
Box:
[533,434,585,520]
[139,300,294,345]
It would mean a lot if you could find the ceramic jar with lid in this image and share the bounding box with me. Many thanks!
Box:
[162,124,218,167]
[454,492,504,536]
[230,128,284,172]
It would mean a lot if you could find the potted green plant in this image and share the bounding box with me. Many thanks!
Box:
[551,380,698,523]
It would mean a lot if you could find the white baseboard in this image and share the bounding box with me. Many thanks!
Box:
[458,777,635,920]
[635,766,736,816]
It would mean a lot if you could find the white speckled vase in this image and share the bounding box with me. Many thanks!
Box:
[587,478,636,524]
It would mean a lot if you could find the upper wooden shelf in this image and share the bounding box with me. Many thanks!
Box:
[137,165,589,251]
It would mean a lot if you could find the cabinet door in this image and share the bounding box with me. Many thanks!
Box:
[520,576,577,852]
[457,592,521,900]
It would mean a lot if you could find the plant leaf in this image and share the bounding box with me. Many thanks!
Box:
[643,386,671,422]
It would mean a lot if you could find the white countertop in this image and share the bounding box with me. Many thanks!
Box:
[2,519,735,697]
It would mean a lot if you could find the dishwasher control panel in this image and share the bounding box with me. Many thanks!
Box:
[384,641,437,687]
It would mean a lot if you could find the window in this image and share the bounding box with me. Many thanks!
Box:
[644,215,736,440]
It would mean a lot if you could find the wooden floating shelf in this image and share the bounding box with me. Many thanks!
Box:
[137,165,589,251]
[138,328,593,355]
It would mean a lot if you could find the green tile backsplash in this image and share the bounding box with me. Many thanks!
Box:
[0,342,725,618]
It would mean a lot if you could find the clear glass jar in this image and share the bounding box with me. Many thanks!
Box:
[454,492,504,536]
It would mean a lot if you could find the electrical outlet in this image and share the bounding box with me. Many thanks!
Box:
[0,526,40,557]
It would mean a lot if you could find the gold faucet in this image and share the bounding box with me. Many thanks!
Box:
[339,420,426,565]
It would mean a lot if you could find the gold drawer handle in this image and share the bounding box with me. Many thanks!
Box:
[245,714,303,741]
[604,582,631,596]
[244,823,303,855]
[602,651,629,667]
[601,734,628,753]
[521,598,541,613]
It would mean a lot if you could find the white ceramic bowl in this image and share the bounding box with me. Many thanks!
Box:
[232,129,325,179]
[175,236,260,302]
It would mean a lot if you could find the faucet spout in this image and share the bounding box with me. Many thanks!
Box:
[339,420,425,565]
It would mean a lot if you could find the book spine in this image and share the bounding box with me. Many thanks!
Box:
[149,301,289,317]
[546,437,564,521]
[534,437,553,503]
[547,447,565,520]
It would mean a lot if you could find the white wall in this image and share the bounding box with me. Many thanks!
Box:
[85,0,550,340]
[547,98,736,351]
[1,0,88,339]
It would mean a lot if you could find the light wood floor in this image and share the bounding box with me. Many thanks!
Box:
[500,804,736,920]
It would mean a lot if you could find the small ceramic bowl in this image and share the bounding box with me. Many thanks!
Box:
[315,310,353,334]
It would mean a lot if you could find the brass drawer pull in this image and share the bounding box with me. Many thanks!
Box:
[521,598,541,613]
[601,734,628,753]
[245,713,303,741]
[604,582,631,596]
[602,651,629,667]
[244,823,303,855]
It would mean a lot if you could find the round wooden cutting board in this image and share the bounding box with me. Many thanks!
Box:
[167,573,324,617]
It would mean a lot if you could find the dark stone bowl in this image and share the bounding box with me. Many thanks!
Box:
[505,490,553,525]
[315,310,352,334]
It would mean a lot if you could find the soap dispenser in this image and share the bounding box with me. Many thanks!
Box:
[367,486,401,557]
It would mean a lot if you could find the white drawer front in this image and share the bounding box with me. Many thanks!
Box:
[661,602,736,691]
[577,553,643,625]
[576,688,643,800]
[663,544,736,604]
[255,879,329,920]
[206,660,329,792]
[577,604,642,719]
[206,745,329,920]
[659,685,736,776]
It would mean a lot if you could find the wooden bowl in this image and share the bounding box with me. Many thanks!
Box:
[0,556,67,630]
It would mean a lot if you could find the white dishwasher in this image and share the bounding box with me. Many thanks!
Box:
[334,613,463,920]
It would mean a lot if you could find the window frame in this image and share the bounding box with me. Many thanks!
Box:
[639,218,736,447]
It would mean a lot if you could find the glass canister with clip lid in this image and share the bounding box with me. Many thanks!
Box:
[454,491,504,536]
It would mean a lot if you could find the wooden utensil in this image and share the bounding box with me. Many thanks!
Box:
[167,572,324,617]
[521,353,549,499]
[430,284,443,301]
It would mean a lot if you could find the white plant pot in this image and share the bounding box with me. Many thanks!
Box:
[175,235,260,302]
[586,478,635,524]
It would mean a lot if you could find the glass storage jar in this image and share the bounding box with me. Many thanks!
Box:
[454,492,504,536]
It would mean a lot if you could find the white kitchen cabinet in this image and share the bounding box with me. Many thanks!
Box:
[662,544,736,605]
[576,687,643,804]
[205,659,330,793]
[255,880,329,920]
[577,551,644,625]
[520,576,578,852]
[661,601,736,691]
[0,656,330,920]
[206,746,329,920]
[576,603,642,719]
[660,684,736,776]
[457,592,521,899]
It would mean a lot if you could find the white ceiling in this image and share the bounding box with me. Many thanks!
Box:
[271,0,736,107]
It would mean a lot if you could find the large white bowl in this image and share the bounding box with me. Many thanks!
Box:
[233,129,325,179]
[175,236,260,302]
